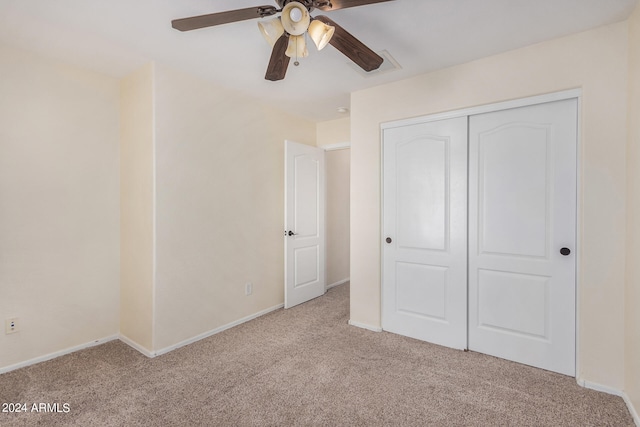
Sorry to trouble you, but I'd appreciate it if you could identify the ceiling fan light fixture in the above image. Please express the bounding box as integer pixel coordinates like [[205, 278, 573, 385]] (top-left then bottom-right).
[[281, 1, 310, 36], [308, 20, 335, 50], [258, 17, 285, 47], [285, 35, 309, 59]]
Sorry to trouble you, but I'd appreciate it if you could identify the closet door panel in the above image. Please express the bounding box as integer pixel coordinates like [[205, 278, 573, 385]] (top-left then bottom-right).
[[382, 117, 468, 350], [468, 99, 577, 376]]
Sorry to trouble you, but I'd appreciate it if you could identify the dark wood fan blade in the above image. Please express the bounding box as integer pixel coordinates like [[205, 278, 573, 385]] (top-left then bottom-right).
[[313, 16, 383, 72], [315, 0, 394, 12], [172, 6, 277, 31], [265, 35, 290, 81]]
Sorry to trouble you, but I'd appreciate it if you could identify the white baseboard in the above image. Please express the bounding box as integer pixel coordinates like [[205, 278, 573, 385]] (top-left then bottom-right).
[[327, 278, 350, 290], [3, 304, 287, 373], [348, 319, 383, 332], [577, 378, 624, 396], [118, 334, 155, 358], [623, 393, 640, 427], [577, 378, 640, 426], [153, 303, 284, 357], [0, 334, 119, 374]]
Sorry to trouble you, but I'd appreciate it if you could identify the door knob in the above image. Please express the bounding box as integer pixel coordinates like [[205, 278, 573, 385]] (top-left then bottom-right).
[[288, 230, 297, 236], [386, 237, 392, 244], [560, 247, 571, 256]]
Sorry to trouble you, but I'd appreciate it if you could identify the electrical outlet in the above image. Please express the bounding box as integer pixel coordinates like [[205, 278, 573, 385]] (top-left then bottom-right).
[[245, 282, 253, 296], [5, 318, 19, 334]]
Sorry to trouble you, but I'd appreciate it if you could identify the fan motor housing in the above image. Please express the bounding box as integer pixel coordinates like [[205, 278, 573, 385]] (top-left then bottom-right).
[[278, 0, 332, 12]]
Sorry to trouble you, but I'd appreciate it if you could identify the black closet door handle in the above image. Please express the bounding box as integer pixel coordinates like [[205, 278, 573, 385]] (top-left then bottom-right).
[[560, 247, 571, 256]]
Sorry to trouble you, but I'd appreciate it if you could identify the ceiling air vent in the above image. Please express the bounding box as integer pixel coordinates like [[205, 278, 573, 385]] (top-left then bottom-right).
[[349, 50, 401, 77]]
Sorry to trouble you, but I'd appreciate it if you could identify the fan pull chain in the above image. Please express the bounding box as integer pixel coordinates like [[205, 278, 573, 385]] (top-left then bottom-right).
[[294, 35, 300, 67]]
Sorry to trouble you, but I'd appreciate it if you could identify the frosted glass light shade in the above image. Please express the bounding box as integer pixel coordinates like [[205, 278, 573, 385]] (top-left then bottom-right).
[[308, 20, 335, 50], [281, 1, 310, 36], [258, 18, 284, 47], [285, 35, 309, 58]]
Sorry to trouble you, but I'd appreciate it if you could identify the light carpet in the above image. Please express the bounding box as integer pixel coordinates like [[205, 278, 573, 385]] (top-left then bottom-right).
[[0, 283, 634, 426]]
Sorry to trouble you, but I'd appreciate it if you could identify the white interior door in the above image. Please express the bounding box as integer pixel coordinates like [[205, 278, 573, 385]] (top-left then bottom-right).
[[382, 117, 468, 349], [468, 99, 577, 376], [285, 140, 325, 309]]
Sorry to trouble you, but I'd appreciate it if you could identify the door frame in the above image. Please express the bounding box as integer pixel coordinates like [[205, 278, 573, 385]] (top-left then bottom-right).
[[380, 88, 582, 377]]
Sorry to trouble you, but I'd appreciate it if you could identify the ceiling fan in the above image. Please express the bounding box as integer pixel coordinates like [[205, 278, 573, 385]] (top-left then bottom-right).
[[172, 0, 394, 81]]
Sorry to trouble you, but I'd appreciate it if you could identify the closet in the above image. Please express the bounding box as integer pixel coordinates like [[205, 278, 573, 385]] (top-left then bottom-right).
[[381, 96, 577, 376]]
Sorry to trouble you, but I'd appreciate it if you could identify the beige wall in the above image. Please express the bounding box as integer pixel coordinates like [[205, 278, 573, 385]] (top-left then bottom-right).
[[0, 44, 120, 370], [351, 23, 629, 389], [325, 149, 351, 286], [0, 48, 317, 365], [120, 63, 155, 351], [317, 117, 350, 147], [626, 4, 640, 417], [152, 63, 316, 350], [317, 117, 351, 287]]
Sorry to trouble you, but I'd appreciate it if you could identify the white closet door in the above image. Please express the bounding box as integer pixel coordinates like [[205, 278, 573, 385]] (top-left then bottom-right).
[[382, 117, 468, 350], [468, 99, 577, 376]]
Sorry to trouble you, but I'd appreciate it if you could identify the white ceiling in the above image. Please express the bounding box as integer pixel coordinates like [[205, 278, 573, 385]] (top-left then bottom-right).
[[0, 0, 637, 122]]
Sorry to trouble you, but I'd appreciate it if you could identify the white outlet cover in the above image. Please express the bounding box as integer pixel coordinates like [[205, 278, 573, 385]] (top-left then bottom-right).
[[5, 318, 19, 334]]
